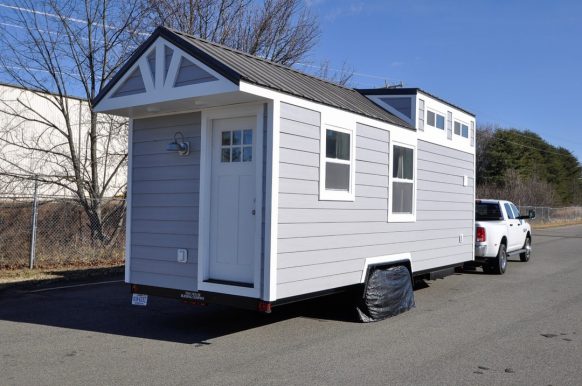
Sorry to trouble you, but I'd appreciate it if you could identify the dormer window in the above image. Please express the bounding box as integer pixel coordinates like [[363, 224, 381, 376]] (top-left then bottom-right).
[[427, 110, 445, 130], [454, 121, 469, 138]]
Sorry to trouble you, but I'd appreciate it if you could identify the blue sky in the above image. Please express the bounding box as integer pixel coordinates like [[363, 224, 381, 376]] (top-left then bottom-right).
[[300, 0, 582, 161]]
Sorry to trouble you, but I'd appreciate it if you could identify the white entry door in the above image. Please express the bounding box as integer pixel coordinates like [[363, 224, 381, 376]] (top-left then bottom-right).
[[209, 116, 257, 285]]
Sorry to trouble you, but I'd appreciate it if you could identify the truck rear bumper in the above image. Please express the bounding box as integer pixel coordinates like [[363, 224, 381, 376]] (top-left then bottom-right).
[[475, 244, 487, 257]]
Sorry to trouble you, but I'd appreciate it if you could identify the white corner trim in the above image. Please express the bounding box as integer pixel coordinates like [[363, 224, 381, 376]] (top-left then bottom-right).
[[265, 99, 280, 301], [125, 119, 134, 283], [360, 253, 412, 283]]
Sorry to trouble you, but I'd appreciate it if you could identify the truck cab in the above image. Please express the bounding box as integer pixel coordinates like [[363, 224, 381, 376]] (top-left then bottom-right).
[[474, 199, 534, 274]]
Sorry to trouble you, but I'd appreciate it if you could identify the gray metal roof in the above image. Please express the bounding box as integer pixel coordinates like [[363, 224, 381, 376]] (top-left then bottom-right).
[[94, 27, 412, 129], [169, 29, 412, 128]]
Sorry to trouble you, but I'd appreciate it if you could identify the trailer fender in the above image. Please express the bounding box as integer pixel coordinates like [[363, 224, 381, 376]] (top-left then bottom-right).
[[360, 253, 412, 284]]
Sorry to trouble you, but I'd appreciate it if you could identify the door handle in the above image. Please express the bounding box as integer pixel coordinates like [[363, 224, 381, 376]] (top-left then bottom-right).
[[252, 209, 256, 215]]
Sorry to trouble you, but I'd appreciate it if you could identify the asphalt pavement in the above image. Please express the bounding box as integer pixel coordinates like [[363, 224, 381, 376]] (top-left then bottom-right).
[[1, 224, 581, 385]]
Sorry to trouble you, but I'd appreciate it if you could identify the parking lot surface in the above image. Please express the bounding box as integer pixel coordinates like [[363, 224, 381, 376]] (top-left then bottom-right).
[[1, 224, 581, 385]]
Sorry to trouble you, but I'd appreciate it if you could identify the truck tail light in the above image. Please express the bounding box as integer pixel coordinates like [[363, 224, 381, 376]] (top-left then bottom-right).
[[476, 227, 486, 242]]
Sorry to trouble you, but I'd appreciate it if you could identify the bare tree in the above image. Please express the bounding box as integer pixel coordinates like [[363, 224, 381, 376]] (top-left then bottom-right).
[[316, 60, 354, 86], [477, 169, 558, 206], [148, 0, 320, 66], [0, 0, 150, 245]]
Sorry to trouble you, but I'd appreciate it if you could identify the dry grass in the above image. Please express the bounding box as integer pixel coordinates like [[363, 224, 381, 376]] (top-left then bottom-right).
[[0, 198, 125, 270], [532, 220, 582, 229], [0, 264, 124, 288]]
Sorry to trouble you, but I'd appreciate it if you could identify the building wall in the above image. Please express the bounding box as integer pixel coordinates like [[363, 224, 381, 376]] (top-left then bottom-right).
[[130, 112, 201, 291], [415, 93, 476, 153], [0, 83, 126, 197], [276, 102, 475, 299]]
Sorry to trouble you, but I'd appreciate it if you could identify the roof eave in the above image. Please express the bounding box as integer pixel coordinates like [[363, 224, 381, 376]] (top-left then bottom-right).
[[92, 26, 242, 108]]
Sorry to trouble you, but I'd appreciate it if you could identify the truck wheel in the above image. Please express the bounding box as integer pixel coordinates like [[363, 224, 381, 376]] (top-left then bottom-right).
[[485, 244, 507, 275], [520, 237, 531, 262]]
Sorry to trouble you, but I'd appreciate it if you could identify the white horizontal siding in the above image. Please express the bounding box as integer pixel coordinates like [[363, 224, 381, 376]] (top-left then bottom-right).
[[130, 112, 200, 290], [276, 103, 475, 299]]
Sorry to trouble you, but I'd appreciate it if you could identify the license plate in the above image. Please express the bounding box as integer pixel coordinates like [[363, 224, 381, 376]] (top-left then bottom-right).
[[131, 293, 148, 306]]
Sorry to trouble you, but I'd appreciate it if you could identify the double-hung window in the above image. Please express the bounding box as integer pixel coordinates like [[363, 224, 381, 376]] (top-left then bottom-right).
[[320, 126, 355, 200], [427, 110, 445, 130], [390, 143, 416, 221]]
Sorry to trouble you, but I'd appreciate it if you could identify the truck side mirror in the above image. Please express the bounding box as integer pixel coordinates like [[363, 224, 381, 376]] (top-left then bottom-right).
[[528, 209, 536, 219]]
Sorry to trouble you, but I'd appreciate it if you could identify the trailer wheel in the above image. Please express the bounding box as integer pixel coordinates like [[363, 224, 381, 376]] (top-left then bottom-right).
[[484, 243, 507, 275], [520, 237, 531, 262]]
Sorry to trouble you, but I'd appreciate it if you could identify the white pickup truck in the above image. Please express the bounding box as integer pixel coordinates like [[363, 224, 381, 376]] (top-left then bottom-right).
[[474, 199, 535, 274]]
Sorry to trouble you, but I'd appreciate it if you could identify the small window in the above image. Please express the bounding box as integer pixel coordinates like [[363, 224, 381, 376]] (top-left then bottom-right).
[[510, 203, 521, 218], [391, 145, 415, 218], [320, 127, 354, 201], [504, 203, 515, 219], [454, 121, 469, 138], [220, 129, 253, 163], [325, 129, 350, 191], [427, 110, 445, 130], [427, 111, 435, 127], [436, 114, 445, 129]]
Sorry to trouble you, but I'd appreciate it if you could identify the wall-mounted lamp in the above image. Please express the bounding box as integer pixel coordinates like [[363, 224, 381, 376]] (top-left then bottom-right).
[[166, 131, 190, 156]]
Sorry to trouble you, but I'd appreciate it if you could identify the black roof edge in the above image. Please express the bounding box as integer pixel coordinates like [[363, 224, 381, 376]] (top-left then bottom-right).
[[92, 26, 242, 107], [356, 87, 475, 117]]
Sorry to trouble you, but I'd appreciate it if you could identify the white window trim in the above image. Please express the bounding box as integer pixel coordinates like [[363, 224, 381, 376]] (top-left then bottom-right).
[[319, 123, 356, 201], [454, 119, 470, 139], [427, 109, 446, 130], [388, 141, 417, 222]]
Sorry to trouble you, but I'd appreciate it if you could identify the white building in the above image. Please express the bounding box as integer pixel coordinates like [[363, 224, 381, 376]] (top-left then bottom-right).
[[0, 82, 126, 197]]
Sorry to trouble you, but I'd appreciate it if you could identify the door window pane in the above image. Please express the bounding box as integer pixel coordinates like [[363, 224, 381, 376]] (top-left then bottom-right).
[[393, 146, 413, 180], [243, 146, 252, 162], [232, 130, 242, 145], [232, 147, 241, 162], [243, 129, 253, 145], [221, 131, 231, 146], [221, 148, 230, 162], [326, 129, 350, 160], [325, 162, 350, 191]]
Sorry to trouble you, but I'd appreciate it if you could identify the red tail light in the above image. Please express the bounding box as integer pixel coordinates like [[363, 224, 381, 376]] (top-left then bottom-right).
[[476, 227, 486, 242], [258, 301, 272, 314]]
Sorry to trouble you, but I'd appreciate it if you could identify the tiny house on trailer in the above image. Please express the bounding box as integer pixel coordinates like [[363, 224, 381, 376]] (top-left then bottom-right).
[[93, 27, 477, 312]]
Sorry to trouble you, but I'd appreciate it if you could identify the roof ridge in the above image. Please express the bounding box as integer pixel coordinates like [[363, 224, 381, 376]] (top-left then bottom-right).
[[164, 26, 356, 92]]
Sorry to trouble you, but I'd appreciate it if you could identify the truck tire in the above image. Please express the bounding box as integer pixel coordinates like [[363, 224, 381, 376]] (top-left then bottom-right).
[[484, 243, 507, 275], [520, 237, 531, 262]]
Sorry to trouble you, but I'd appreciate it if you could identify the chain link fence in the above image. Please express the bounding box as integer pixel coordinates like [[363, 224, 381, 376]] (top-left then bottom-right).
[[0, 194, 125, 270], [518, 205, 582, 225]]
